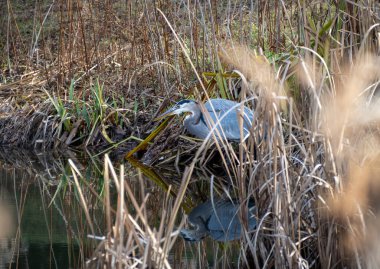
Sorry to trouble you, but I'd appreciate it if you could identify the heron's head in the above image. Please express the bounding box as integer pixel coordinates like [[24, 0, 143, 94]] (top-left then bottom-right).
[[155, 100, 198, 121], [180, 228, 208, 242]]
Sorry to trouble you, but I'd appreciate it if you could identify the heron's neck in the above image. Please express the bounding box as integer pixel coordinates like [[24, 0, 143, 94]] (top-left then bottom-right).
[[186, 104, 202, 124], [192, 216, 209, 233]]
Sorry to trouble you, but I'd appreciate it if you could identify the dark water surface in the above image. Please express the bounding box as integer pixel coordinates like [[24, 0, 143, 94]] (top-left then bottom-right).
[[0, 149, 91, 269], [0, 149, 241, 269]]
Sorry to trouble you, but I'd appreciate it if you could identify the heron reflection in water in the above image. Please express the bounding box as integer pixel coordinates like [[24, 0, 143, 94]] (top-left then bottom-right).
[[155, 99, 254, 141], [180, 198, 256, 242]]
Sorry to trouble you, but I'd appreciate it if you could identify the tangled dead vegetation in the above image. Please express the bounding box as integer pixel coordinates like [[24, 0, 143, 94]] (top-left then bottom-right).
[[0, 102, 59, 149]]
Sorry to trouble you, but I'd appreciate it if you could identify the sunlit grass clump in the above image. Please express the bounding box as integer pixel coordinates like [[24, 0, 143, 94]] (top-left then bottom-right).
[[69, 48, 380, 268]]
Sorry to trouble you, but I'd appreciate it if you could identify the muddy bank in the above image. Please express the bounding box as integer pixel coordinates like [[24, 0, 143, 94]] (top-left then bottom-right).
[[0, 100, 139, 151], [0, 103, 59, 149], [0, 98, 187, 166]]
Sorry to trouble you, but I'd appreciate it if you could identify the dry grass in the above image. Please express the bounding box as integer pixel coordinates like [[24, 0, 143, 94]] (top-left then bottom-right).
[[1, 0, 380, 268], [70, 155, 186, 269]]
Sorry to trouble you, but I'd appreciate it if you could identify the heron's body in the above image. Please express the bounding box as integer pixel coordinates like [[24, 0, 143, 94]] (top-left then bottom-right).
[[180, 198, 256, 242], [156, 98, 254, 141]]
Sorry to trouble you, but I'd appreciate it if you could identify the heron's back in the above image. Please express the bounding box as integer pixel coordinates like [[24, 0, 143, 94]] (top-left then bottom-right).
[[203, 99, 254, 141]]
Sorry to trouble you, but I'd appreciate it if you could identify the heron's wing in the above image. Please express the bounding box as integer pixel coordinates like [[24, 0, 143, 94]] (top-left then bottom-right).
[[207, 200, 241, 231], [188, 200, 213, 223], [204, 99, 254, 140], [206, 199, 242, 241], [207, 199, 257, 242]]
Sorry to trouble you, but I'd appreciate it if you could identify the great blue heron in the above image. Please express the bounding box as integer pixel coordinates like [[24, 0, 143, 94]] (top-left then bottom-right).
[[180, 198, 256, 242], [155, 99, 254, 141]]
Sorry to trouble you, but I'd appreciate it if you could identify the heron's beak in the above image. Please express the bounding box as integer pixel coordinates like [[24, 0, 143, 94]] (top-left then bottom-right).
[[154, 107, 178, 121]]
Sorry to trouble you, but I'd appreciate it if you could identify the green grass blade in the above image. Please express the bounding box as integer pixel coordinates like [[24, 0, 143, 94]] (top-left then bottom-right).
[[126, 116, 173, 158]]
